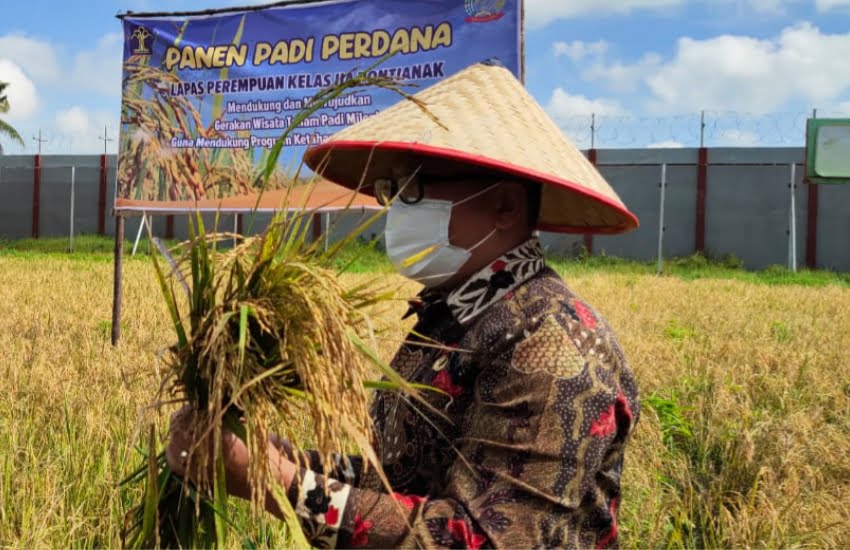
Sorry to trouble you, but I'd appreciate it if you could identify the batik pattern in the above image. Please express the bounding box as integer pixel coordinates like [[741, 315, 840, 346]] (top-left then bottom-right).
[[285, 238, 640, 549]]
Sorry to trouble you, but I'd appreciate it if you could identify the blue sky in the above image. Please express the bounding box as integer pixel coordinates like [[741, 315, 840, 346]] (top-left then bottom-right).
[[2, 0, 850, 154]]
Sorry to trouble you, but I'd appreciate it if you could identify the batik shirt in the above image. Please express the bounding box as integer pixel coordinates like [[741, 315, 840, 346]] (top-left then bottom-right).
[[284, 237, 640, 549]]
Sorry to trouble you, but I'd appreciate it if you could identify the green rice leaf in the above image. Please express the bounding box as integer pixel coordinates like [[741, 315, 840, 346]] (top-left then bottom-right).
[[363, 380, 447, 395], [150, 240, 187, 348], [268, 482, 311, 550], [139, 428, 160, 549], [238, 304, 250, 368], [213, 448, 229, 548]]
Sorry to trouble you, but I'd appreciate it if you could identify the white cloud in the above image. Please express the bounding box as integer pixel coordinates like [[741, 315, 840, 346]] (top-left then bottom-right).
[[714, 129, 761, 146], [547, 88, 627, 119], [647, 140, 685, 148], [583, 53, 663, 93], [816, 0, 850, 11], [748, 0, 785, 12], [824, 100, 850, 116], [47, 108, 119, 154], [0, 32, 122, 96], [0, 34, 61, 83], [553, 40, 609, 62], [739, 0, 796, 14], [545, 89, 627, 147], [69, 32, 123, 97], [56, 106, 90, 136], [643, 23, 850, 114], [526, 0, 682, 28], [0, 60, 39, 120], [529, 0, 809, 26]]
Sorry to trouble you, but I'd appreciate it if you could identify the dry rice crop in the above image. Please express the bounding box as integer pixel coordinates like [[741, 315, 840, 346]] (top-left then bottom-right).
[[1, 256, 848, 548]]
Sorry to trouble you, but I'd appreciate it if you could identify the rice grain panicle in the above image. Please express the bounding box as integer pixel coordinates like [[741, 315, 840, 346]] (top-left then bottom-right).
[[121, 59, 432, 549]]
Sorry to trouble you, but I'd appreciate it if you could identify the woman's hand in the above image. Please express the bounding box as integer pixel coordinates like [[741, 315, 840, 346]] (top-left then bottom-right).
[[164, 405, 298, 505], [165, 405, 251, 498]]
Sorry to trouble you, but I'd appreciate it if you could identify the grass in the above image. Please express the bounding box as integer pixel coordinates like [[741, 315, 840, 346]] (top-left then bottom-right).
[[0, 235, 179, 262], [1, 241, 849, 548], [549, 251, 850, 288], [3, 234, 847, 287]]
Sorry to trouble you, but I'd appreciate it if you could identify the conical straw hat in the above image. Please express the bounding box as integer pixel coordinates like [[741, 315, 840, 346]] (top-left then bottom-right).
[[303, 63, 638, 234]]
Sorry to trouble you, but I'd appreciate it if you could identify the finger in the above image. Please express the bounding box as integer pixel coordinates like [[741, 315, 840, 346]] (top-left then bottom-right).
[[165, 443, 189, 475], [170, 404, 194, 424]]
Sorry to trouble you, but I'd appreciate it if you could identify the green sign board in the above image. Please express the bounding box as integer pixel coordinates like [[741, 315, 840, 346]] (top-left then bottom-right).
[[806, 118, 850, 184]]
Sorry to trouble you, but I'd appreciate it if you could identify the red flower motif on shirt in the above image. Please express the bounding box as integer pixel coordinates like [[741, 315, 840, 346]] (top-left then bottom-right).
[[574, 300, 597, 330], [433, 370, 463, 398], [490, 259, 507, 272], [323, 505, 339, 526], [351, 514, 374, 548], [392, 492, 427, 510], [590, 404, 617, 438], [447, 518, 487, 550], [616, 389, 633, 423], [596, 498, 619, 549]]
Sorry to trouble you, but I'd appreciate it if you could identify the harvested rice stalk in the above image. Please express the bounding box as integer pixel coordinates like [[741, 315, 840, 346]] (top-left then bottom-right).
[[121, 61, 433, 549]]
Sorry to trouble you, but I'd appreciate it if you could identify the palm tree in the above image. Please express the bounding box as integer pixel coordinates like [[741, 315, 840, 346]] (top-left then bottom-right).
[[0, 81, 25, 154]]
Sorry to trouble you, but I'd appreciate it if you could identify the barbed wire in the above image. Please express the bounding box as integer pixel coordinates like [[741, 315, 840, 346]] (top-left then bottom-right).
[[2, 109, 848, 154], [0, 125, 122, 156], [554, 109, 844, 149]]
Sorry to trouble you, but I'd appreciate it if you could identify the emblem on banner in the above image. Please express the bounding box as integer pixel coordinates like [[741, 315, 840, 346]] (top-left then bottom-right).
[[464, 0, 506, 22], [130, 26, 153, 55]]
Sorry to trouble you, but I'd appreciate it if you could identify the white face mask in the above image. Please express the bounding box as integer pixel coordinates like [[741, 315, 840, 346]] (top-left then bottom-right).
[[384, 183, 500, 288]]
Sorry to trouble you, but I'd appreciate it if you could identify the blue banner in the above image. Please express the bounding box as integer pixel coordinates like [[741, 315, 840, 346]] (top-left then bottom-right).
[[116, 0, 521, 210]]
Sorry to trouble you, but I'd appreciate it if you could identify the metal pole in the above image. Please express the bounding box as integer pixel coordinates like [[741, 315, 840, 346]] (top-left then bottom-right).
[[132, 212, 147, 256], [111, 214, 125, 346], [657, 163, 668, 275], [591, 113, 596, 149], [33, 129, 48, 155], [519, 0, 526, 85], [789, 163, 798, 273], [700, 110, 706, 148], [69, 166, 75, 253]]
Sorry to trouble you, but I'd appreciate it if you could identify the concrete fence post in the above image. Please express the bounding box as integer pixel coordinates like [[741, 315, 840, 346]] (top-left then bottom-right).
[[32, 154, 41, 238], [788, 163, 798, 273], [98, 154, 107, 235], [657, 164, 668, 275], [69, 166, 76, 252], [324, 211, 331, 251], [695, 148, 708, 254], [585, 148, 598, 255]]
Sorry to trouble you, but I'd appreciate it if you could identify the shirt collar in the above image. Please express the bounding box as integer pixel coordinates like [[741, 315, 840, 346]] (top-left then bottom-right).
[[406, 237, 546, 327]]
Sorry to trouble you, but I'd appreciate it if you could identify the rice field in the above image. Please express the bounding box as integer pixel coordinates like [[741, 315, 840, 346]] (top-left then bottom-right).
[[1, 251, 849, 548]]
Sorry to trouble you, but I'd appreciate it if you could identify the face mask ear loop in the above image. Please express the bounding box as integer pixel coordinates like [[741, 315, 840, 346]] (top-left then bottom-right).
[[411, 227, 499, 284], [414, 269, 464, 284], [467, 227, 498, 254], [452, 180, 504, 208]]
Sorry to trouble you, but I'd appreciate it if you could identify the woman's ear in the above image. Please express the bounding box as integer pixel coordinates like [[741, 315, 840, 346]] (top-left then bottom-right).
[[494, 182, 527, 230]]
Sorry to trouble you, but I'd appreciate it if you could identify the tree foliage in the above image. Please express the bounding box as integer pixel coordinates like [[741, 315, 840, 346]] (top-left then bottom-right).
[[0, 81, 25, 153]]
